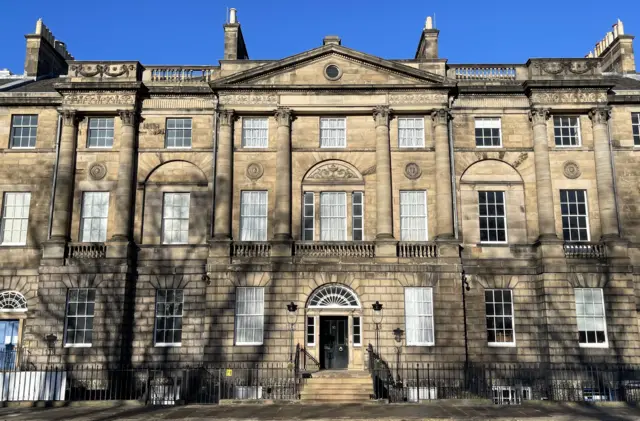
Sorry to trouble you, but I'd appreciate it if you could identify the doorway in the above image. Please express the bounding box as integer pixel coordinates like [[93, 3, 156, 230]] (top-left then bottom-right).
[[319, 316, 348, 370]]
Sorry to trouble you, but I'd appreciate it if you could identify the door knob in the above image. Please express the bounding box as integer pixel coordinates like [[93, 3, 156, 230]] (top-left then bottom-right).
[[338, 346, 343, 351]]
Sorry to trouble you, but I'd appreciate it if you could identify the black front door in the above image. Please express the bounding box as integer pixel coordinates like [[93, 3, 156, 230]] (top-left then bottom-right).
[[320, 317, 348, 369]]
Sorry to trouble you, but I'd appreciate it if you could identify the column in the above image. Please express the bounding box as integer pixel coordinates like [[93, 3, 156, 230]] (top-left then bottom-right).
[[373, 106, 394, 240], [111, 110, 137, 241], [432, 109, 454, 239], [213, 109, 234, 240], [589, 107, 620, 239], [50, 109, 79, 241], [273, 107, 293, 240], [529, 108, 558, 240]]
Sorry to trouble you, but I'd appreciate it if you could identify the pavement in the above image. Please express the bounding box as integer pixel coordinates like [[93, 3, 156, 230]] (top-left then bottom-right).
[[0, 402, 640, 421]]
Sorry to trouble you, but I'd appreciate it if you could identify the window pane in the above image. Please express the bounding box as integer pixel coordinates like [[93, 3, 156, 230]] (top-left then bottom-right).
[[165, 118, 192, 148], [154, 289, 184, 345], [80, 192, 109, 242], [320, 118, 346, 148], [242, 118, 269, 148], [352, 191, 364, 241], [574, 288, 607, 345], [485, 289, 515, 344], [553, 116, 580, 146], [163, 193, 190, 244], [475, 118, 501, 147], [560, 190, 589, 242], [400, 191, 428, 241], [64, 288, 96, 345], [235, 287, 265, 345], [404, 287, 434, 345], [240, 191, 268, 241], [320, 192, 347, 241], [1, 193, 31, 245], [398, 117, 425, 147], [303, 192, 314, 241], [87, 118, 114, 147], [10, 115, 38, 148], [477, 191, 506, 243]]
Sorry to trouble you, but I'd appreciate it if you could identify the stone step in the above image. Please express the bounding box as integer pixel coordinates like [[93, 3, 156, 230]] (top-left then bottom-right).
[[303, 377, 372, 384], [301, 384, 373, 392], [301, 397, 372, 403], [300, 391, 372, 398], [309, 370, 370, 379]]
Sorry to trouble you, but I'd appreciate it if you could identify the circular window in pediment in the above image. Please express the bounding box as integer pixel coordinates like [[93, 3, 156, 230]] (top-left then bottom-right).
[[324, 64, 342, 81]]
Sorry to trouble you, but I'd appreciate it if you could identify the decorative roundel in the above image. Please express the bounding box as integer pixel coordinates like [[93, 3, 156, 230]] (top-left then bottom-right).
[[563, 161, 581, 179], [404, 162, 422, 180], [324, 64, 342, 81], [246, 163, 264, 181], [88, 162, 107, 180], [0, 291, 27, 312], [308, 284, 360, 309]]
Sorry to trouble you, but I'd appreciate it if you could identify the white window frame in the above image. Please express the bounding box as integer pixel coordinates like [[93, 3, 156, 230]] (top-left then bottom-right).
[[165, 118, 192, 149], [320, 192, 347, 241], [352, 191, 364, 241], [235, 287, 265, 346], [478, 191, 508, 244], [0, 192, 31, 246], [302, 192, 314, 241], [553, 116, 582, 147], [398, 117, 425, 148], [352, 316, 362, 347], [154, 289, 184, 347], [474, 117, 502, 148], [560, 190, 591, 242], [632, 112, 640, 147], [400, 191, 428, 241], [404, 287, 435, 346], [162, 192, 190, 245], [10, 115, 38, 149], [240, 191, 268, 241], [485, 289, 516, 347], [80, 192, 109, 243], [575, 288, 608, 348], [64, 288, 96, 348], [319, 117, 346, 148], [87, 117, 115, 148], [242, 117, 269, 148], [307, 316, 315, 347]]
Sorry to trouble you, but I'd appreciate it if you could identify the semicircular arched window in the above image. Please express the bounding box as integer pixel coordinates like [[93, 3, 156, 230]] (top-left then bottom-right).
[[0, 291, 27, 312], [308, 284, 360, 309]]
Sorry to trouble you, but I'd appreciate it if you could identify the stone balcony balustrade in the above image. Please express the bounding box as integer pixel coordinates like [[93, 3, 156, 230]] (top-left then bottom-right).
[[397, 242, 438, 258], [294, 242, 376, 258], [563, 242, 607, 259], [65, 243, 107, 259]]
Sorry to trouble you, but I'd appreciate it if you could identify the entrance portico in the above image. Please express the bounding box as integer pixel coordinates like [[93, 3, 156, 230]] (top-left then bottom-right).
[[305, 284, 364, 370]]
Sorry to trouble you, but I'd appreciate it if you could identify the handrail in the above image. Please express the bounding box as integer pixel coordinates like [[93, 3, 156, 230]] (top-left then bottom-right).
[[296, 345, 320, 374]]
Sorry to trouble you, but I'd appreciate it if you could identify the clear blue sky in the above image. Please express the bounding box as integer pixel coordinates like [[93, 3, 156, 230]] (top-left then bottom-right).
[[1, 0, 639, 74]]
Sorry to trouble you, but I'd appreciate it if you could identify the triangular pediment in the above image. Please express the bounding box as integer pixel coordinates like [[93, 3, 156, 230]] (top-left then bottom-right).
[[213, 44, 445, 86]]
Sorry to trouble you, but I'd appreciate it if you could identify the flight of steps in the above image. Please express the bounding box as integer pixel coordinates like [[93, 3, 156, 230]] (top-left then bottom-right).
[[300, 370, 374, 403]]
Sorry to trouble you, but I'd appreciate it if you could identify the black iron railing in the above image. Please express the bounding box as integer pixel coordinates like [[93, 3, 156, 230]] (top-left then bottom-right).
[[295, 344, 320, 376]]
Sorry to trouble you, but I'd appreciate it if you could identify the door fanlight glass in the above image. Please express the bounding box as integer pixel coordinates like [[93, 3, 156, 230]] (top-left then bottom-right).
[[308, 284, 360, 308]]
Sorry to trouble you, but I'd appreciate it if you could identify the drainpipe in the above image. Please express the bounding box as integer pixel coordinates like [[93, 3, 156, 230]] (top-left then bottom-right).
[[47, 113, 63, 239], [606, 117, 622, 236], [448, 111, 458, 239]]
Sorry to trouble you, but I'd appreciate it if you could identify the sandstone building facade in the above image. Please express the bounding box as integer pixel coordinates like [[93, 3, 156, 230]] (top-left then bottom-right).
[[1, 13, 640, 369]]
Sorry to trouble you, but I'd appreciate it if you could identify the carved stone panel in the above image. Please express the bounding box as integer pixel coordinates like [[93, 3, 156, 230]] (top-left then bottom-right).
[[63, 91, 136, 106], [529, 89, 608, 105]]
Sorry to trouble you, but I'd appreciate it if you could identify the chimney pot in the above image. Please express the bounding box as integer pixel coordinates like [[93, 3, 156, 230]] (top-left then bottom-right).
[[618, 19, 625, 35], [229, 8, 237, 24], [323, 35, 341, 46], [613, 23, 619, 38]]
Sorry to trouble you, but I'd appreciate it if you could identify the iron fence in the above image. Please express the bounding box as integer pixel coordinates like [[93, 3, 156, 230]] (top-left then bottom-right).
[[369, 361, 640, 403]]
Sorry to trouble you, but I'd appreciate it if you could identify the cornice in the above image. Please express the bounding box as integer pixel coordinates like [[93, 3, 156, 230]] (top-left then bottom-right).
[[55, 81, 143, 92], [0, 96, 62, 106], [211, 84, 455, 92]]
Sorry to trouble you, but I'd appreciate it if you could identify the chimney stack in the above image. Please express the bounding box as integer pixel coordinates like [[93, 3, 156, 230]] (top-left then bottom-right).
[[24, 18, 74, 77], [415, 16, 439, 59], [223, 7, 249, 60], [586, 19, 635, 73]]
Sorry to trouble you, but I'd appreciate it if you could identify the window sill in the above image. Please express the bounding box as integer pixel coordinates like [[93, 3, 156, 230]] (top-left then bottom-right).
[[488, 342, 516, 348], [64, 343, 92, 348], [353, 344, 362, 348], [8, 147, 36, 150], [0, 243, 27, 247], [477, 242, 509, 247], [85, 147, 114, 150], [579, 343, 609, 349], [155, 343, 182, 347], [235, 343, 265, 346], [476, 145, 503, 149], [406, 343, 435, 347], [165, 146, 192, 150]]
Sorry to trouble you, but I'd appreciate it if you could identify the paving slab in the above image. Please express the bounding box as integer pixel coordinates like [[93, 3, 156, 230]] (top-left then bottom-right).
[[0, 402, 639, 421]]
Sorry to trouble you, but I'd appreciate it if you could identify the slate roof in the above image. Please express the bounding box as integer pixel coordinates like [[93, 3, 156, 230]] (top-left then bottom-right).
[[605, 75, 640, 90], [3, 77, 61, 93]]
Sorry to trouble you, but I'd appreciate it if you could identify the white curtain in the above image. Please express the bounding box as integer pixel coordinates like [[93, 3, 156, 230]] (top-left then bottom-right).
[[405, 287, 434, 345], [242, 118, 269, 148], [398, 117, 425, 147], [320, 192, 346, 241], [240, 191, 268, 241], [400, 191, 428, 241], [320, 118, 346, 148], [81, 192, 109, 242], [236, 287, 265, 345]]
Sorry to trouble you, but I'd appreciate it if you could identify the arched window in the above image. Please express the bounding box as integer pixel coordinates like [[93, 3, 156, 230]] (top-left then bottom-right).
[[308, 284, 360, 309], [0, 291, 27, 312]]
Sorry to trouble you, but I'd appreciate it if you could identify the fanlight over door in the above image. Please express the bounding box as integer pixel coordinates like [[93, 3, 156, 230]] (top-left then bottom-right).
[[308, 284, 360, 309]]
